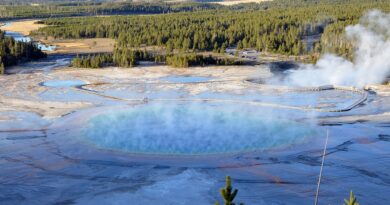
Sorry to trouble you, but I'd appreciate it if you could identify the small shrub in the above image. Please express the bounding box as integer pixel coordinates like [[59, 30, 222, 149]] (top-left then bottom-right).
[[216, 176, 243, 205], [344, 191, 360, 205]]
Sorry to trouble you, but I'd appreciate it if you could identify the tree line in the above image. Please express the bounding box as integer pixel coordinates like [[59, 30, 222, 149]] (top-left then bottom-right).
[[0, 1, 220, 20], [2, 0, 389, 21], [165, 53, 243, 68], [36, 0, 390, 59], [0, 30, 47, 74], [71, 53, 113, 68], [71, 50, 242, 68], [72, 50, 158, 68]]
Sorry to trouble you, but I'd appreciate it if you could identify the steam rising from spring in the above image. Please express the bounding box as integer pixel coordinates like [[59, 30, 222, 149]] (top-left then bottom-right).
[[82, 103, 318, 155], [286, 10, 390, 88]]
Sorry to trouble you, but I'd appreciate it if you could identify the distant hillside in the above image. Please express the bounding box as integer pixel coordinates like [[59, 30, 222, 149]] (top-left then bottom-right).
[[0, 0, 123, 5], [194, 0, 272, 5]]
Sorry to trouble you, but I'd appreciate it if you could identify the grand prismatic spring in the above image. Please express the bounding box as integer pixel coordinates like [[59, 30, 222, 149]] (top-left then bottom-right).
[[1, 9, 390, 205]]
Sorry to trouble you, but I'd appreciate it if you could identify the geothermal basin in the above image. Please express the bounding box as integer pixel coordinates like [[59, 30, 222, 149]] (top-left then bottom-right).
[[0, 60, 389, 205], [52, 102, 319, 156]]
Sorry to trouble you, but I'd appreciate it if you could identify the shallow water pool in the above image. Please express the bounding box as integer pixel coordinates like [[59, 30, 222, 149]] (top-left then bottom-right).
[[77, 103, 319, 155], [41, 80, 86, 88]]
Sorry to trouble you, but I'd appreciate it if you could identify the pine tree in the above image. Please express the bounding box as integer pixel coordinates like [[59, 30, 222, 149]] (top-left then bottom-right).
[[72, 55, 81, 67], [237, 41, 243, 50], [344, 191, 360, 205], [216, 176, 243, 205], [0, 59, 4, 75]]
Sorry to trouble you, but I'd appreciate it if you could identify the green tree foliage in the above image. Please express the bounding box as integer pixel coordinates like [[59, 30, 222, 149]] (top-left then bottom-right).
[[72, 51, 154, 68], [215, 182, 362, 205], [36, 0, 390, 59], [216, 176, 243, 205], [344, 191, 360, 205], [113, 49, 154, 68], [37, 10, 313, 55], [2, 0, 388, 20], [0, 59, 4, 75], [166, 53, 242, 68], [0, 1, 220, 20], [73, 51, 241, 68], [0, 30, 46, 74], [72, 53, 113, 68]]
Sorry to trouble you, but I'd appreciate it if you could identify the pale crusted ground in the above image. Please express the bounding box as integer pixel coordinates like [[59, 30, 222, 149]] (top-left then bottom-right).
[[0, 19, 115, 54], [0, 20, 45, 35], [0, 65, 271, 118], [40, 38, 115, 54], [57, 65, 271, 81], [0, 94, 91, 118], [1, 63, 388, 121]]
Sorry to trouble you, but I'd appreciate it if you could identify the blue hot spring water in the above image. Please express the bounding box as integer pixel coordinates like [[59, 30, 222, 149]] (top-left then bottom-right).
[[42, 80, 86, 88], [81, 103, 318, 155]]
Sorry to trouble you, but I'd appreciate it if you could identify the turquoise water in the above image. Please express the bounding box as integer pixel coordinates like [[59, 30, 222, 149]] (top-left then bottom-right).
[[82, 103, 318, 155], [42, 80, 86, 88]]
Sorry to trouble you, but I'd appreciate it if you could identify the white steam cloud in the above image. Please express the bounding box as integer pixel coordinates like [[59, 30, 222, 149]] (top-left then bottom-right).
[[285, 10, 390, 88], [83, 103, 318, 155]]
